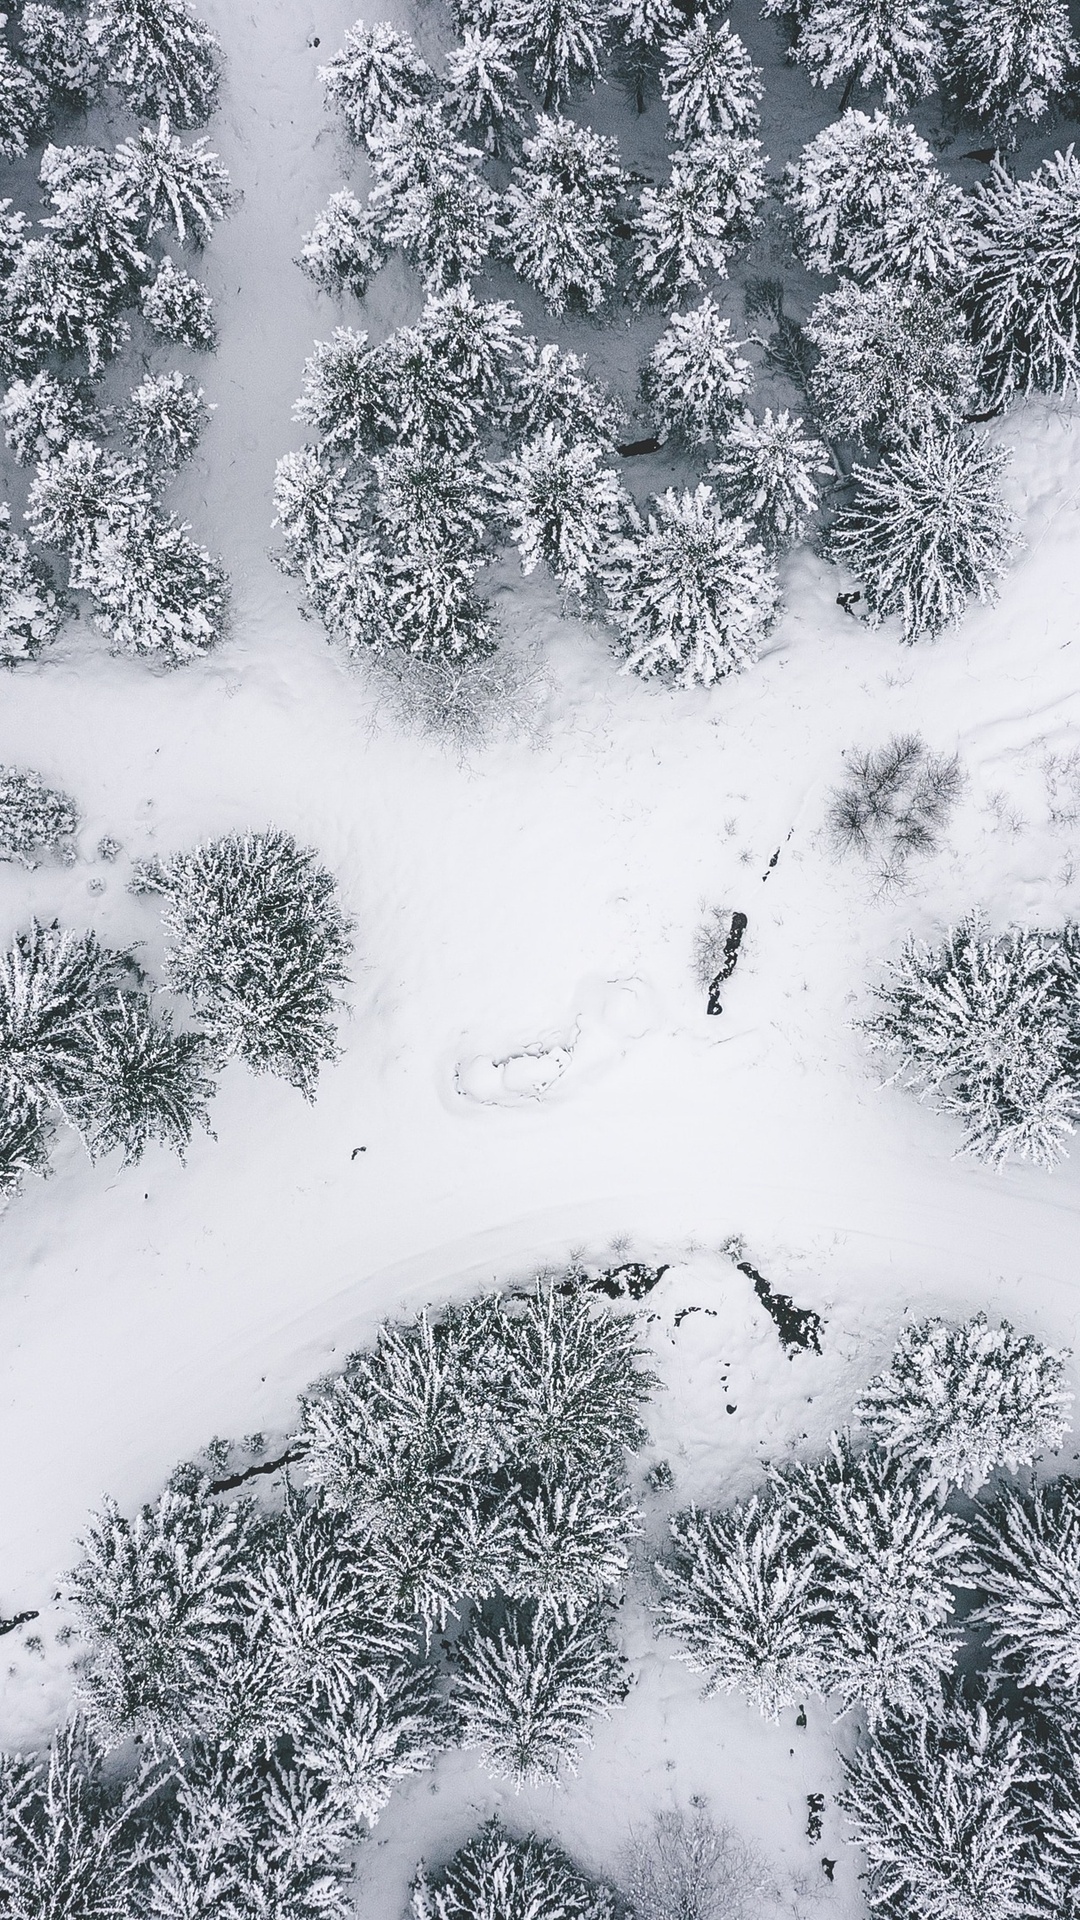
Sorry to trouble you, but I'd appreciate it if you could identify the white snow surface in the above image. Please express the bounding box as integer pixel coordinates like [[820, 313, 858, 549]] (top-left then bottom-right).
[[4, 4, 1080, 1915]]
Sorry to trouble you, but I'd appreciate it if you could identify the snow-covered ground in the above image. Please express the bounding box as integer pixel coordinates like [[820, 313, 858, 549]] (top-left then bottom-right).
[[4, 3, 1080, 1913]]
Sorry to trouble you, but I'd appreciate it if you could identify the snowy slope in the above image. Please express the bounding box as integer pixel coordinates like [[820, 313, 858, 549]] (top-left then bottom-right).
[[4, 3, 1080, 1913]]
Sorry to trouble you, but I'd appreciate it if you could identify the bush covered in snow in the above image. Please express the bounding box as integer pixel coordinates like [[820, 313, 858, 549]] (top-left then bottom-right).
[[622, 1805, 766, 1920], [0, 764, 78, 865], [826, 733, 963, 887]]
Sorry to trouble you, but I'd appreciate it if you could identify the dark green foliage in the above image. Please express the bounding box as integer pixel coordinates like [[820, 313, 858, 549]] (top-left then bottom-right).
[[79, 994, 216, 1165]]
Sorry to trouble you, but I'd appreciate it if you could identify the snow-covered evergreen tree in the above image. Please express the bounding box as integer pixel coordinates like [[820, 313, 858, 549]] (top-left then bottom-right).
[[0, 765, 78, 866], [655, 1493, 827, 1718], [503, 114, 627, 314], [948, 0, 1077, 135], [0, 920, 128, 1127], [1, 369, 98, 465], [444, 31, 526, 155], [86, 0, 222, 128], [296, 1661, 452, 1827], [489, 1285, 656, 1477], [1, 234, 132, 376], [366, 104, 498, 292], [0, 1088, 51, 1198], [507, 339, 625, 449], [661, 19, 763, 141], [134, 830, 351, 1097], [411, 1819, 618, 1920], [18, 5, 101, 106], [855, 1314, 1071, 1492], [604, 485, 778, 686], [829, 425, 1014, 642], [641, 298, 754, 444], [785, 111, 969, 285], [497, 429, 633, 606], [372, 442, 494, 559], [26, 436, 154, 560], [0, 1720, 152, 1920], [38, 145, 151, 312], [292, 328, 396, 456], [80, 993, 216, 1165], [806, 283, 979, 441], [963, 149, 1080, 404], [973, 1478, 1080, 1694], [319, 20, 435, 144], [122, 369, 210, 470], [861, 914, 1079, 1165], [113, 117, 232, 246], [610, 0, 682, 113], [776, 1436, 969, 1723], [299, 189, 389, 302], [634, 134, 766, 308], [0, 505, 67, 661], [793, 0, 944, 109], [505, 1470, 641, 1617], [453, 1601, 630, 1786], [140, 255, 216, 349], [499, 0, 615, 107], [404, 283, 524, 442], [83, 510, 230, 663], [0, 46, 49, 161], [839, 1692, 1036, 1920], [710, 410, 830, 551]]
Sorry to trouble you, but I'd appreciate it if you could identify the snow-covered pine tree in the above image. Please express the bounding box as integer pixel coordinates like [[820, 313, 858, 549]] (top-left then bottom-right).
[[487, 1285, 656, 1477], [0, 197, 29, 274], [372, 442, 494, 560], [776, 1436, 970, 1723], [839, 1691, 1036, 1920], [69, 1471, 258, 1747], [948, 0, 1077, 136], [444, 31, 526, 155], [972, 1478, 1080, 1694], [18, 4, 102, 107], [400, 283, 525, 444], [655, 1492, 827, 1717], [122, 370, 210, 470], [641, 297, 754, 444], [452, 1601, 630, 1786], [411, 1819, 618, 1920], [1, 369, 98, 465], [82, 510, 230, 663], [0, 765, 77, 866], [0, 1720, 153, 1920], [0, 1088, 51, 1197], [661, 19, 763, 141], [507, 339, 625, 450], [0, 45, 49, 161], [633, 135, 766, 308], [610, 0, 682, 114], [0, 505, 67, 661], [293, 328, 397, 456], [496, 428, 633, 607], [38, 144, 151, 314], [504, 1470, 642, 1618], [113, 117, 232, 247], [963, 149, 1080, 404], [319, 20, 435, 145], [273, 447, 373, 645], [854, 1314, 1071, 1492], [140, 255, 216, 349], [86, 0, 222, 128], [366, 104, 498, 292], [1, 234, 132, 376], [299, 189, 389, 302], [296, 1660, 452, 1826], [503, 114, 627, 315], [785, 111, 969, 285], [829, 424, 1014, 642], [805, 283, 979, 441], [0, 920, 129, 1126], [499, 0, 615, 107], [134, 830, 351, 1096], [861, 914, 1079, 1166], [604, 485, 778, 686], [793, 0, 944, 110], [79, 993, 216, 1164], [710, 410, 831, 551]]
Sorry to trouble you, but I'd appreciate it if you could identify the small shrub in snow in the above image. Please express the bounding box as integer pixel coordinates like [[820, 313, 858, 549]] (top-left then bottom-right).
[[948, 0, 1077, 135], [862, 916, 1080, 1166], [641, 298, 754, 445], [140, 255, 216, 349], [507, 340, 624, 450], [365, 642, 548, 754], [122, 369, 210, 469], [299, 189, 389, 302], [366, 105, 498, 293], [710, 409, 830, 550], [805, 284, 979, 442], [0, 506, 68, 662], [499, 0, 614, 107], [497, 429, 632, 606], [444, 31, 526, 154], [622, 1806, 766, 1920], [839, 1693, 1035, 1920], [86, 0, 222, 128], [655, 1493, 827, 1717], [855, 1313, 1071, 1491], [0, 47, 49, 162], [973, 1478, 1080, 1695], [0, 765, 78, 865], [134, 829, 351, 1096], [0, 1722, 151, 1916], [319, 20, 435, 144], [604, 485, 778, 687], [829, 426, 1014, 642], [634, 135, 765, 308], [411, 1819, 618, 1920], [503, 115, 626, 315], [113, 117, 232, 247], [964, 149, 1080, 404], [793, 0, 944, 108], [826, 734, 963, 887], [452, 1601, 630, 1786], [1, 370, 98, 466], [785, 112, 968, 286], [660, 19, 763, 141]]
